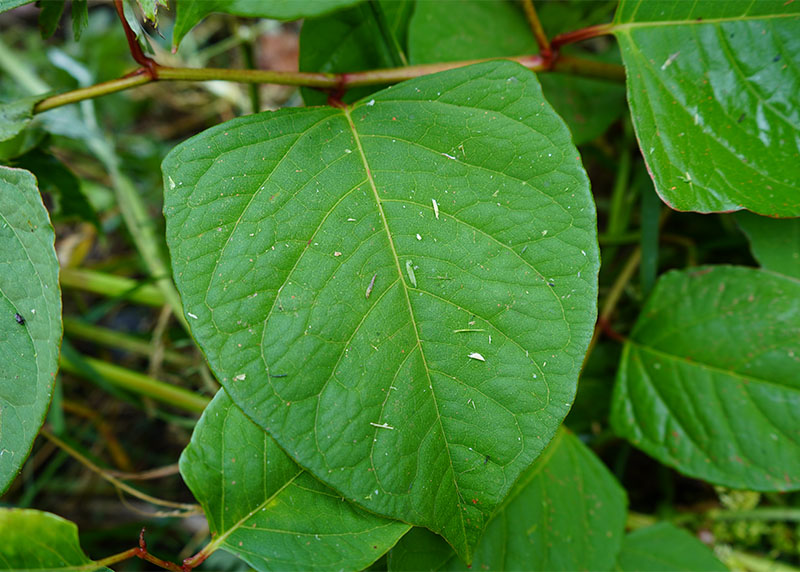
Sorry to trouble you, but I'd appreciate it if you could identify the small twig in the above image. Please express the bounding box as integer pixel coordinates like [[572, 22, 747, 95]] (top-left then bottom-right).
[[40, 427, 200, 512], [521, 0, 552, 61], [106, 463, 181, 480]]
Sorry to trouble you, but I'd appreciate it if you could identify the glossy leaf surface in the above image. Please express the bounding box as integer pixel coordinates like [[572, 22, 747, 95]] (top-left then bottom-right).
[[0, 167, 61, 494], [388, 430, 627, 570], [612, 266, 800, 491], [407, 0, 626, 145], [173, 0, 363, 48], [735, 212, 800, 279], [0, 509, 108, 571], [180, 390, 408, 571], [613, 0, 800, 216], [616, 523, 727, 571], [163, 61, 599, 561]]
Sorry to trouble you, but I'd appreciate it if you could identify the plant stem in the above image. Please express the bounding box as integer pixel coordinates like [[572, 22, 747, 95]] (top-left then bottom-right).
[[59, 352, 210, 414], [60, 267, 166, 306], [551, 23, 615, 50], [63, 317, 195, 367], [368, 0, 408, 67], [727, 550, 800, 572], [710, 507, 800, 523], [33, 53, 624, 115], [521, 0, 551, 58], [40, 427, 200, 511]]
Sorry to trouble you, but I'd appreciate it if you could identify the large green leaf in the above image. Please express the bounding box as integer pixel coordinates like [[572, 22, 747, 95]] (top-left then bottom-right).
[[173, 0, 364, 48], [388, 430, 627, 570], [612, 266, 800, 491], [0, 167, 61, 494], [180, 390, 409, 571], [616, 522, 727, 571], [735, 212, 800, 279], [163, 61, 599, 561], [0, 509, 109, 571], [613, 0, 800, 216], [407, 0, 627, 145]]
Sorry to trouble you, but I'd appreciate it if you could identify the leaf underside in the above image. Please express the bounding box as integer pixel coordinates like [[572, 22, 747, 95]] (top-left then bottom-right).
[[614, 0, 800, 216], [612, 265, 800, 491], [164, 61, 599, 561]]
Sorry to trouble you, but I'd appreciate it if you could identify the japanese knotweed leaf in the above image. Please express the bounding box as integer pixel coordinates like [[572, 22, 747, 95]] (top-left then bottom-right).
[[735, 212, 800, 279], [173, 0, 364, 49], [613, 0, 800, 216], [0, 167, 61, 494], [163, 60, 599, 562], [180, 390, 409, 571], [388, 430, 627, 571], [0, 509, 109, 571], [616, 523, 727, 572], [612, 266, 800, 491]]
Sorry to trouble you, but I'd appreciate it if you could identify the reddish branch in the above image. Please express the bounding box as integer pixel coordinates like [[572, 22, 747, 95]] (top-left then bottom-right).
[[113, 0, 159, 79]]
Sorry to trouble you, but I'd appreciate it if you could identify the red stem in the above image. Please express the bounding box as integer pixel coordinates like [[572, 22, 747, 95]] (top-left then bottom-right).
[[550, 23, 615, 51], [113, 0, 159, 79]]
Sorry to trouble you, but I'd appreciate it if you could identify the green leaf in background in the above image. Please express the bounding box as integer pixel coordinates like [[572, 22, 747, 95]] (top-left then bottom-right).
[[735, 212, 800, 279], [0, 509, 109, 571], [299, 0, 414, 106], [180, 390, 409, 571], [616, 522, 727, 571], [38, 0, 65, 39], [14, 149, 101, 229], [70, 0, 88, 41], [612, 266, 800, 491], [0, 167, 61, 494], [388, 430, 627, 571], [613, 0, 800, 216], [0, 0, 33, 14], [0, 95, 47, 146], [164, 61, 598, 561], [173, 0, 365, 49], [407, 0, 627, 145]]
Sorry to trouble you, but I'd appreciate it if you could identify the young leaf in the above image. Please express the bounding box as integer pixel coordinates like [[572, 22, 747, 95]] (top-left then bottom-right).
[[163, 61, 599, 561], [388, 430, 627, 571], [613, 0, 800, 216], [0, 167, 61, 494], [0, 0, 33, 14], [38, 0, 65, 39], [735, 212, 800, 279], [180, 390, 409, 571], [406, 0, 627, 145], [0, 509, 110, 571], [71, 0, 88, 41], [612, 266, 800, 491], [173, 0, 365, 49], [616, 522, 727, 571]]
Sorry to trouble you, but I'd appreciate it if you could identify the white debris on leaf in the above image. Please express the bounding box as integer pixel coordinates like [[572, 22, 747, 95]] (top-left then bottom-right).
[[468, 352, 485, 362], [432, 199, 439, 219], [370, 422, 394, 430], [187, 312, 198, 319], [405, 260, 417, 287], [233, 373, 246, 381]]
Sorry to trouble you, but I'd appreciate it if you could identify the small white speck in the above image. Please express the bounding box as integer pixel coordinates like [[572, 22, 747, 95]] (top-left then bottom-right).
[[370, 422, 394, 430], [366, 99, 375, 106], [167, 176, 175, 190], [233, 373, 246, 381], [416, 234, 422, 240], [432, 199, 439, 219], [187, 312, 198, 319], [405, 260, 417, 287], [441, 153, 456, 160], [347, 218, 356, 222], [468, 352, 485, 362], [344, 149, 352, 154], [334, 251, 342, 257], [661, 51, 680, 70], [541, 230, 548, 236]]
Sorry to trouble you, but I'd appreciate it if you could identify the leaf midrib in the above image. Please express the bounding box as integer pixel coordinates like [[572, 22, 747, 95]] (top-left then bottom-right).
[[343, 106, 469, 557]]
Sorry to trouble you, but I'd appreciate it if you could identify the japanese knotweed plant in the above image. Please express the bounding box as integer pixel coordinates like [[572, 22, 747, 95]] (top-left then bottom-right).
[[0, 0, 798, 570]]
